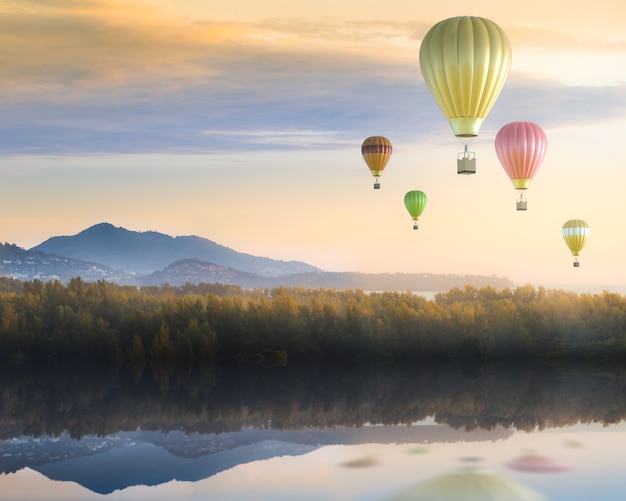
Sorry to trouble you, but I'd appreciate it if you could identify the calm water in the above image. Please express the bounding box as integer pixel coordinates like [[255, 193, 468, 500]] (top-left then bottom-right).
[[1, 361, 625, 500]]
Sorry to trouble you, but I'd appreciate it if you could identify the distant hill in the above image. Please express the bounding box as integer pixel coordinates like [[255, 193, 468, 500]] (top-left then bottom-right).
[[135, 258, 267, 287], [262, 271, 514, 291], [31, 222, 320, 276], [0, 223, 515, 291], [0, 242, 121, 283], [134, 259, 514, 290]]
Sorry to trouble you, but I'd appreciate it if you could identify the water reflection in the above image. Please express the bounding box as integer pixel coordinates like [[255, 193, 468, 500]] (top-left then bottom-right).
[[1, 361, 626, 499], [507, 452, 572, 473], [387, 466, 547, 501]]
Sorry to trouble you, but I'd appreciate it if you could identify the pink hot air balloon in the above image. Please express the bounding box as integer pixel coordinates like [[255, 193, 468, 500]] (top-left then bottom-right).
[[495, 122, 547, 211]]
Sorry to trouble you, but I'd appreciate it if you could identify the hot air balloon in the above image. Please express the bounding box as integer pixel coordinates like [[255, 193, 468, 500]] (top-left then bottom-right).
[[362, 136, 392, 189], [562, 219, 589, 267], [419, 16, 512, 174], [404, 190, 427, 230], [495, 122, 547, 210]]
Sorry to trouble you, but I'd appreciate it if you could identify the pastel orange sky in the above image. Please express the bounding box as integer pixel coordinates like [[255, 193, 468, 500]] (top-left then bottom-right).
[[1, 0, 626, 290]]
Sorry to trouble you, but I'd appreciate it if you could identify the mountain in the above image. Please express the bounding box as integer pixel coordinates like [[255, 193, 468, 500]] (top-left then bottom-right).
[[0, 223, 514, 290], [134, 259, 514, 290], [0, 242, 123, 283], [31, 222, 320, 276], [135, 258, 268, 287]]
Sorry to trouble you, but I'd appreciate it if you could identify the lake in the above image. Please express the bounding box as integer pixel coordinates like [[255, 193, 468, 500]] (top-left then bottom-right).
[[1, 360, 625, 500]]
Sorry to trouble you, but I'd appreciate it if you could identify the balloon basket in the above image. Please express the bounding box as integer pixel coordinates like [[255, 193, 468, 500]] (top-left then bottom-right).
[[373, 181, 380, 189], [457, 150, 476, 175], [413, 222, 419, 230], [516, 199, 527, 211], [573, 260, 580, 267]]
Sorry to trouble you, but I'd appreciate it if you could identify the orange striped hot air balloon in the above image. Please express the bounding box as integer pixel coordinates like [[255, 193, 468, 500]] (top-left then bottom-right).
[[361, 136, 392, 189]]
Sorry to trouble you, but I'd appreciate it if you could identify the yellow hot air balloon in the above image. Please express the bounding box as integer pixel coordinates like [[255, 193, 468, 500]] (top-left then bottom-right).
[[362, 136, 392, 189], [419, 16, 512, 174], [404, 190, 427, 230], [562, 219, 589, 267]]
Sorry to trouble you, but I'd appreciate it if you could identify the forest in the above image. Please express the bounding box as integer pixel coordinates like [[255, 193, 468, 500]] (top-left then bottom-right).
[[0, 276, 625, 373], [2, 276, 626, 438]]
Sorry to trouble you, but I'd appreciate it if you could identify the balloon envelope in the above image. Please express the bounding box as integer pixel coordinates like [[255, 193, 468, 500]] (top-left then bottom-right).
[[495, 122, 547, 190], [362, 136, 392, 177], [419, 16, 512, 142], [404, 190, 428, 221], [562, 220, 589, 257]]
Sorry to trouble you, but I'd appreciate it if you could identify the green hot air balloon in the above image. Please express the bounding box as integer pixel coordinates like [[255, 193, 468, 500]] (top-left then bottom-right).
[[404, 190, 427, 230]]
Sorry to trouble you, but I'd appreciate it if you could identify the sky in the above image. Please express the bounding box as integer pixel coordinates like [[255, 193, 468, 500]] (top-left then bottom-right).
[[2, 0, 626, 291]]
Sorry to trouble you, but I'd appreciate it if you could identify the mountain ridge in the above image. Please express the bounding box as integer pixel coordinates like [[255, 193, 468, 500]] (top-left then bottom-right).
[[0, 223, 514, 291], [31, 222, 319, 276]]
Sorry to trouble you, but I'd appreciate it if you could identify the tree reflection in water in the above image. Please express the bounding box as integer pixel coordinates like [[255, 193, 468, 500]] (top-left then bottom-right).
[[1, 360, 625, 439]]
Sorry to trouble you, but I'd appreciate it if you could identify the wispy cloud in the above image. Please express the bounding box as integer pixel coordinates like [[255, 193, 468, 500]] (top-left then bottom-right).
[[200, 128, 352, 148]]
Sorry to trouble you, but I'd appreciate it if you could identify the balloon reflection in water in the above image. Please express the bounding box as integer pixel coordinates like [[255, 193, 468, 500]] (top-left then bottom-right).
[[406, 446, 430, 455], [387, 467, 547, 501], [564, 439, 586, 449], [507, 453, 572, 473], [339, 456, 380, 468]]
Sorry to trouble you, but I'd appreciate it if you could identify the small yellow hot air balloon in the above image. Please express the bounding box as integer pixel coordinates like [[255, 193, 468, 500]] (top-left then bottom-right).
[[404, 190, 427, 230], [419, 16, 512, 174], [562, 219, 589, 267], [362, 136, 392, 189]]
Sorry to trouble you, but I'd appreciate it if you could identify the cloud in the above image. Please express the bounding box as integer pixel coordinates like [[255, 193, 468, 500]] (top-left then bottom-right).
[[1, 3, 624, 155], [507, 23, 626, 52], [486, 75, 626, 133], [1, 8, 212, 88]]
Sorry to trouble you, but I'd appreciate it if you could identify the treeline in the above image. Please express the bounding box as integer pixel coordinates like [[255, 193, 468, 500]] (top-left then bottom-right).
[[0, 277, 626, 372]]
